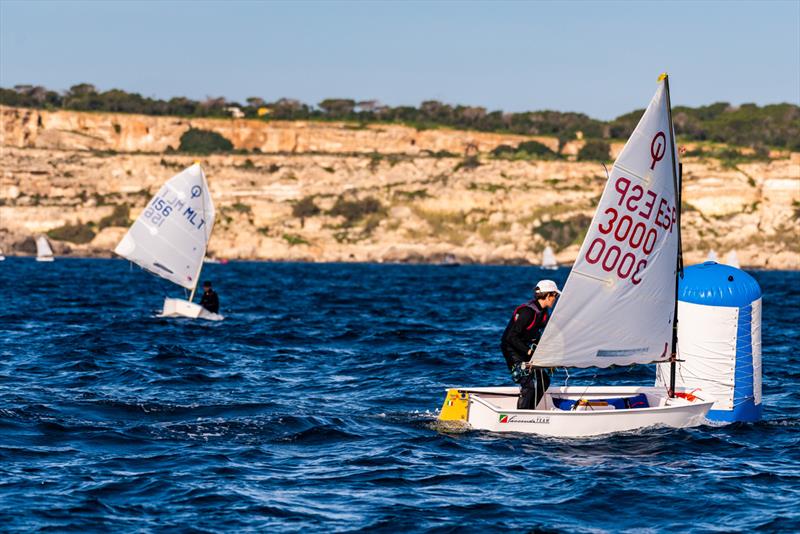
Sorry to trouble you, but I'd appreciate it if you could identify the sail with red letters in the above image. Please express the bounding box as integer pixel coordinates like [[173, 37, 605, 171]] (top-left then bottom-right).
[[532, 78, 680, 368]]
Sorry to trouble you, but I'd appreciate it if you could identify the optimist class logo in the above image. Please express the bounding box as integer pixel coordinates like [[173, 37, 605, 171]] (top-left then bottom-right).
[[650, 131, 666, 169], [499, 414, 509, 423]]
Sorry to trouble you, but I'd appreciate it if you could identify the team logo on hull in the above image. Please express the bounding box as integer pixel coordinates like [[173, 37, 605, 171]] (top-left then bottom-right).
[[498, 413, 550, 424]]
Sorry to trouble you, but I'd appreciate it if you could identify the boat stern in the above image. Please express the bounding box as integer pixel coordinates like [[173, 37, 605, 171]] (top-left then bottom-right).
[[438, 388, 469, 422]]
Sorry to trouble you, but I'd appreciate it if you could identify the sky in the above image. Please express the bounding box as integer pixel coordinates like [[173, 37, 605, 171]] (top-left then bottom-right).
[[1, 0, 798, 119]]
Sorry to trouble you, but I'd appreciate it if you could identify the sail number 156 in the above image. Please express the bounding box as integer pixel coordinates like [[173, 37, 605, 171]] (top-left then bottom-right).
[[143, 197, 172, 227]]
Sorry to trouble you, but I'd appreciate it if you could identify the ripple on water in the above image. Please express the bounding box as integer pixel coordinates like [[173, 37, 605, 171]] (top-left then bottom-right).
[[0, 259, 798, 531]]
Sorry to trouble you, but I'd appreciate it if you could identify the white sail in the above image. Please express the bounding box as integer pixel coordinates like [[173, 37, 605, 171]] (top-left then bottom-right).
[[115, 164, 215, 290], [532, 79, 679, 368], [707, 249, 718, 262], [725, 250, 740, 268], [36, 236, 54, 258], [541, 246, 558, 269]]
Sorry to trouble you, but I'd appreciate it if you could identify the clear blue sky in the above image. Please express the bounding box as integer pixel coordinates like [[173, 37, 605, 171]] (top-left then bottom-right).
[[1, 0, 798, 119]]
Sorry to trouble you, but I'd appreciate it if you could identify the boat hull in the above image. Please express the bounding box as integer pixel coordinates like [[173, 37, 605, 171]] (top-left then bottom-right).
[[158, 298, 224, 321], [439, 386, 713, 438], [36, 257, 55, 262]]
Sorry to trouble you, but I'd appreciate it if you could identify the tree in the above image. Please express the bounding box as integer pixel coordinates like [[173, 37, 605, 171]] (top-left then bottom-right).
[[178, 128, 234, 153], [318, 98, 356, 117], [577, 140, 611, 161], [292, 196, 321, 227]]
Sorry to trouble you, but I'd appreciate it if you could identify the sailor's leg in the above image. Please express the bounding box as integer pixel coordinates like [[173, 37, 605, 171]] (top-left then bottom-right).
[[517, 373, 536, 410]]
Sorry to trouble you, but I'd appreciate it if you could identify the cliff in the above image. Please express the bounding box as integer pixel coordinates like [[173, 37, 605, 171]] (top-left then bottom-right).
[[1, 106, 798, 269]]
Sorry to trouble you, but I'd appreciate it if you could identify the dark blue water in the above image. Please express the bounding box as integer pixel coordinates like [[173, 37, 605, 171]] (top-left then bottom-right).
[[1, 258, 798, 532]]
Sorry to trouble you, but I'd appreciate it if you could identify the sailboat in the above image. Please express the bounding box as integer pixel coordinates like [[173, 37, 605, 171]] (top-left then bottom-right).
[[541, 246, 558, 270], [725, 250, 740, 268], [35, 236, 55, 262], [114, 163, 223, 321], [438, 75, 714, 437], [0, 247, 5, 261], [707, 249, 718, 262]]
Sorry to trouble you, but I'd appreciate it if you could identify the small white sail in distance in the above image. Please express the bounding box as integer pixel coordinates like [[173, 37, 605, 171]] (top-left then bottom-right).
[[532, 78, 679, 369], [707, 249, 718, 262], [725, 250, 740, 268], [541, 246, 558, 269], [36, 236, 54, 259], [115, 163, 215, 290]]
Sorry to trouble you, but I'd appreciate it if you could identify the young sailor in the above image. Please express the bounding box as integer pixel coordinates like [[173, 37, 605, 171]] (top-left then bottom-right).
[[500, 280, 561, 409], [199, 281, 220, 314]]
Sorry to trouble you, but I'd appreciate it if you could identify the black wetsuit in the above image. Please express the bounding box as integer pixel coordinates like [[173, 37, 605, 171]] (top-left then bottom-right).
[[500, 300, 551, 410], [199, 289, 219, 313]]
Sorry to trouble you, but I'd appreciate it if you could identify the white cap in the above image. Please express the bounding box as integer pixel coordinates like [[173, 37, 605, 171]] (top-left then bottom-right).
[[535, 279, 561, 295]]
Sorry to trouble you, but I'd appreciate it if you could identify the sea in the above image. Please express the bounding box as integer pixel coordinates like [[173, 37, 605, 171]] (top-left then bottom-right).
[[0, 258, 798, 532]]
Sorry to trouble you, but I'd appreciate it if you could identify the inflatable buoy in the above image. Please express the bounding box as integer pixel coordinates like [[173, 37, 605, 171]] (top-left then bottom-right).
[[657, 262, 762, 423]]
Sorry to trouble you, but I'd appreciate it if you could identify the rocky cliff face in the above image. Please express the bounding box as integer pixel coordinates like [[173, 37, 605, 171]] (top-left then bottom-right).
[[1, 106, 798, 269]]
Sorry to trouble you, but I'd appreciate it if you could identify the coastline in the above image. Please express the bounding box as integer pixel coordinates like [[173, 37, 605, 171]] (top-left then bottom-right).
[[1, 107, 798, 271]]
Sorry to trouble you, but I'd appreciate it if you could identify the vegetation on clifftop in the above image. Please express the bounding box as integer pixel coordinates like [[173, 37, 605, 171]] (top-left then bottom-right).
[[2, 83, 798, 150]]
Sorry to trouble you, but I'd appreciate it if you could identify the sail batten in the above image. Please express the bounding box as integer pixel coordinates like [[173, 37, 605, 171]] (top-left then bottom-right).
[[532, 80, 680, 369], [114, 164, 215, 290]]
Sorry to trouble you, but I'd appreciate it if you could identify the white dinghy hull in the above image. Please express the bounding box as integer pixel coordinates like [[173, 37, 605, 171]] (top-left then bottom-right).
[[158, 298, 224, 321], [35, 256, 55, 262], [440, 386, 713, 438]]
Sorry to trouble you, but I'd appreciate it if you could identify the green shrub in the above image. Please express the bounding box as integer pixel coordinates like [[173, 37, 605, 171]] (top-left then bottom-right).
[[231, 202, 252, 213], [48, 222, 96, 244], [283, 233, 309, 246], [98, 204, 131, 229], [425, 149, 459, 158], [577, 140, 611, 161], [490, 144, 516, 157], [454, 155, 481, 171], [329, 196, 384, 226], [292, 196, 321, 219], [532, 214, 592, 250], [393, 189, 429, 200], [517, 140, 557, 157], [178, 128, 234, 154]]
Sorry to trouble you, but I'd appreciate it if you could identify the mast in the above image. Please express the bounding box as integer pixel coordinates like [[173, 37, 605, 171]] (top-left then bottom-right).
[[188, 263, 204, 303], [188, 163, 211, 304], [662, 73, 684, 397]]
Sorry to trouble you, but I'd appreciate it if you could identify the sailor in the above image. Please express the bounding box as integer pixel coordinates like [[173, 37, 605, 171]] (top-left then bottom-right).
[[199, 281, 220, 313], [500, 279, 561, 410]]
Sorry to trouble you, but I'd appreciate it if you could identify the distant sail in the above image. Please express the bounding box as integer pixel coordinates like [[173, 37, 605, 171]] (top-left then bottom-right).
[[725, 250, 740, 268], [541, 246, 558, 269], [115, 164, 215, 290], [533, 80, 679, 368], [707, 249, 718, 262], [36, 236, 54, 259]]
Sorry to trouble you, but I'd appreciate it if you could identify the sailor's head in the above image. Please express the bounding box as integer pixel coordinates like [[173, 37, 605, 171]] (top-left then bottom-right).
[[203, 281, 213, 291], [534, 279, 561, 308]]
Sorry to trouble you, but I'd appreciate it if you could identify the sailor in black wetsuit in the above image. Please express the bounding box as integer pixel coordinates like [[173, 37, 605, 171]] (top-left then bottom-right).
[[199, 281, 220, 313], [501, 279, 561, 410]]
